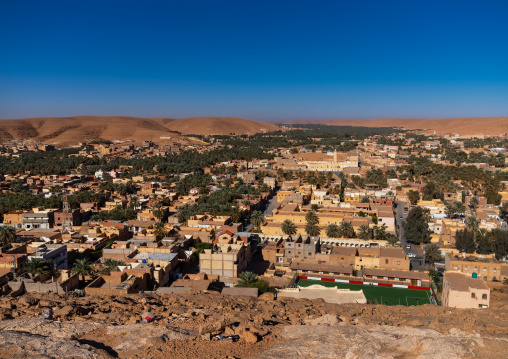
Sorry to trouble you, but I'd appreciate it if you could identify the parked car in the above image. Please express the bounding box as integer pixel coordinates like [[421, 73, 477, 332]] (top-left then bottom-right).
[[408, 253, 416, 258], [406, 245, 411, 249]]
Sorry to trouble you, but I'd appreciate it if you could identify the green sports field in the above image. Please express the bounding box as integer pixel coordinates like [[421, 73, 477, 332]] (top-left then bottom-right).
[[298, 279, 432, 306]]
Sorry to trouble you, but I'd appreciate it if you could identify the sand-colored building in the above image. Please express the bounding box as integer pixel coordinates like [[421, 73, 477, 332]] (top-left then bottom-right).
[[199, 244, 248, 278], [442, 272, 490, 309], [445, 253, 502, 282]]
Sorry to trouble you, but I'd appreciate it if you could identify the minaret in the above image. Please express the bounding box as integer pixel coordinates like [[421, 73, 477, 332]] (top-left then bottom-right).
[[333, 149, 337, 163], [62, 194, 72, 232]]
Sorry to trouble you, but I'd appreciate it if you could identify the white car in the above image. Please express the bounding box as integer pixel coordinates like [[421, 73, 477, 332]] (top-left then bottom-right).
[[406, 245, 411, 249], [408, 253, 416, 258]]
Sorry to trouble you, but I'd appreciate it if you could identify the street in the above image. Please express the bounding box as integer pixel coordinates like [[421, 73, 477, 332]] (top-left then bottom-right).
[[394, 200, 425, 270]]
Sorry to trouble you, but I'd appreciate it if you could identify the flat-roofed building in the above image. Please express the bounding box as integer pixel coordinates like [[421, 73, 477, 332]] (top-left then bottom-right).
[[442, 272, 490, 309], [445, 253, 502, 282]]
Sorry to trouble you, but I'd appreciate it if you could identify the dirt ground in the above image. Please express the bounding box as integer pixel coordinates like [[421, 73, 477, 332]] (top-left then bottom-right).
[[0, 286, 507, 358]]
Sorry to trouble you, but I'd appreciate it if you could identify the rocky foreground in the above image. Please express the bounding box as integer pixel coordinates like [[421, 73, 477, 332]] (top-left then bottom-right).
[[0, 289, 507, 358]]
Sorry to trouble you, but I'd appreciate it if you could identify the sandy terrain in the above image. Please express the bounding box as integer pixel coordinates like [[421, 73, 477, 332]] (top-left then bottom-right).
[[0, 116, 280, 146]]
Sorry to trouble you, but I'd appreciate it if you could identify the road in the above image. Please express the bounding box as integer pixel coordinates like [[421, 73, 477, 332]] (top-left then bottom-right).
[[394, 200, 425, 270], [262, 193, 279, 216]]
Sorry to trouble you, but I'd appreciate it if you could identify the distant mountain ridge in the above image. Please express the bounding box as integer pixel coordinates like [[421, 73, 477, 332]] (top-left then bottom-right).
[[285, 117, 508, 135], [0, 116, 280, 146]]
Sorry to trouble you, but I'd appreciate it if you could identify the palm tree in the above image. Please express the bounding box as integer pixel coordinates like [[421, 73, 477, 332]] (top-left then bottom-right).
[[24, 258, 53, 278], [250, 210, 265, 229], [454, 201, 466, 218], [72, 258, 93, 282], [154, 222, 167, 238], [130, 196, 140, 210], [357, 224, 371, 240], [305, 211, 319, 224], [469, 196, 479, 214], [465, 216, 480, 235], [326, 224, 341, 238], [281, 219, 297, 238], [444, 202, 455, 218], [152, 204, 166, 223], [386, 234, 399, 246], [177, 204, 193, 224], [0, 226, 16, 246], [305, 222, 321, 237], [374, 223, 388, 241], [100, 259, 124, 275], [339, 222, 355, 238], [236, 271, 258, 287]]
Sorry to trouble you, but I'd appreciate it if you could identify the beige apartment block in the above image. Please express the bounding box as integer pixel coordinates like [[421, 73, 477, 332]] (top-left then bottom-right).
[[445, 253, 502, 282], [199, 244, 247, 277], [442, 272, 490, 309]]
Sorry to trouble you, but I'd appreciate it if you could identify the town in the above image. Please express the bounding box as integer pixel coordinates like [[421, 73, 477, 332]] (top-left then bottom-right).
[[0, 124, 507, 314]]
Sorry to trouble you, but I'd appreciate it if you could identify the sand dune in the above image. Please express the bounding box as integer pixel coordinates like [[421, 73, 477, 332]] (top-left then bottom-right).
[[0, 116, 280, 146], [287, 117, 508, 135]]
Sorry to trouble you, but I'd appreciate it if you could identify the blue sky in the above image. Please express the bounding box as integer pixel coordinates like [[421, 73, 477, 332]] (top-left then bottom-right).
[[1, 0, 507, 120]]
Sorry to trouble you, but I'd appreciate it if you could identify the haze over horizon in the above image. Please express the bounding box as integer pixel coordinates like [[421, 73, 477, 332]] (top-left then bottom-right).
[[1, 0, 508, 121]]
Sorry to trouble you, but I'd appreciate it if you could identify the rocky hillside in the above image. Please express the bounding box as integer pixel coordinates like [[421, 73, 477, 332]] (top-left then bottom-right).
[[0, 116, 280, 146], [0, 289, 507, 358]]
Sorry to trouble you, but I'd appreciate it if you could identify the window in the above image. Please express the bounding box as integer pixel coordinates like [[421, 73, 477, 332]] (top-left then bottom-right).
[[397, 261, 400, 265], [464, 266, 468, 270], [494, 268, 497, 273], [385, 259, 389, 264], [471, 293, 476, 299], [474, 267, 477, 271], [482, 294, 487, 300], [483, 268, 487, 272]]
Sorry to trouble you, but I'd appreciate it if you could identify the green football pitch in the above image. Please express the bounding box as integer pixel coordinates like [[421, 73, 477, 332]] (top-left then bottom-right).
[[298, 279, 432, 306]]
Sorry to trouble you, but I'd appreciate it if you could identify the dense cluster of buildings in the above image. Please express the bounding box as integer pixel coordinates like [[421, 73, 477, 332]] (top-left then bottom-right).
[[0, 130, 507, 308]]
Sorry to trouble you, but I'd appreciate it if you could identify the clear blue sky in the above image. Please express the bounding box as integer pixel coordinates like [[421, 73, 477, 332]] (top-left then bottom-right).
[[1, 0, 507, 120]]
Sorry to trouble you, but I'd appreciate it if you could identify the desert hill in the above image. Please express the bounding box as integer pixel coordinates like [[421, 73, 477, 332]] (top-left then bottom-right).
[[0, 116, 280, 146], [287, 117, 508, 136]]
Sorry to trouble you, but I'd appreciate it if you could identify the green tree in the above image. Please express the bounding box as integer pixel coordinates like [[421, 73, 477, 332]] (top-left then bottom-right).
[[71, 258, 93, 282], [499, 202, 508, 221], [281, 219, 297, 237], [339, 222, 355, 238], [491, 229, 508, 260], [326, 224, 341, 238], [465, 216, 480, 234], [305, 222, 321, 237], [386, 234, 399, 246], [177, 204, 194, 224], [469, 196, 479, 213], [152, 204, 166, 223], [250, 210, 265, 230], [236, 271, 258, 287], [403, 207, 431, 244], [373, 223, 388, 241], [476, 229, 493, 255], [154, 222, 168, 238], [0, 226, 16, 246], [357, 224, 371, 240], [235, 271, 274, 294], [425, 244, 442, 264], [455, 229, 476, 253], [305, 211, 319, 224], [99, 259, 125, 275], [24, 258, 53, 278], [407, 190, 420, 205]]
